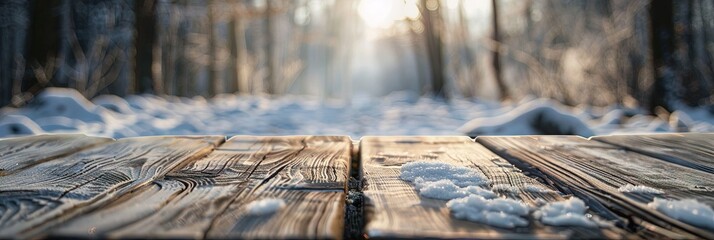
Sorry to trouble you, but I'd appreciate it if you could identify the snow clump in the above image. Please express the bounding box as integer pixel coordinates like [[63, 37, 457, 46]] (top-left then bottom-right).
[[400, 161, 490, 187], [400, 161, 532, 228], [447, 195, 530, 228], [648, 198, 714, 230], [245, 198, 286, 216], [617, 184, 664, 194], [534, 197, 598, 227]]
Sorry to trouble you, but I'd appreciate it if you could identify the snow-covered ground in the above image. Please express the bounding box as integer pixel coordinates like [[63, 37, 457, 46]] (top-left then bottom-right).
[[0, 88, 713, 138]]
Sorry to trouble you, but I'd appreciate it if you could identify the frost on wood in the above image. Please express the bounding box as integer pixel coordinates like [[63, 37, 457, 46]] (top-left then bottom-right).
[[617, 184, 664, 194], [534, 197, 597, 227], [245, 198, 286, 216], [648, 198, 714, 230]]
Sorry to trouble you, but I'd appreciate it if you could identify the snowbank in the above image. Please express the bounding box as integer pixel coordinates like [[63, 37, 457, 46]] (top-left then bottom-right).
[[0, 88, 712, 138], [245, 198, 286, 216], [458, 99, 595, 137], [648, 198, 714, 230]]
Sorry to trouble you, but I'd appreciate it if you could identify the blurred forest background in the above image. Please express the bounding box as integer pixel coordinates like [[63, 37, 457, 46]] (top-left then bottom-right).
[[1, 0, 712, 113]]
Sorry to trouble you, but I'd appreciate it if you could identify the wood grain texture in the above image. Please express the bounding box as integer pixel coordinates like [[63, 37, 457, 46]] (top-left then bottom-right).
[[50, 136, 350, 239], [477, 135, 714, 239], [361, 136, 627, 239], [593, 133, 714, 174], [0, 136, 224, 238], [0, 134, 113, 176]]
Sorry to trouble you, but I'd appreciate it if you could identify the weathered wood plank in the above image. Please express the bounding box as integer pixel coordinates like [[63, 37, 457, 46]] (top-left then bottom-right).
[[361, 136, 628, 239], [593, 133, 714, 174], [477, 135, 714, 239], [51, 136, 350, 239], [0, 134, 113, 176], [0, 136, 224, 238]]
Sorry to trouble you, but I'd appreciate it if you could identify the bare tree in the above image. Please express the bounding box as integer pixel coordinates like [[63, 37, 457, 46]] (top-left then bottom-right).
[[420, 0, 446, 99], [491, 0, 510, 100], [134, 0, 159, 94], [264, 0, 275, 95], [23, 0, 68, 95], [228, 14, 242, 94], [649, 0, 676, 113], [207, 1, 218, 96]]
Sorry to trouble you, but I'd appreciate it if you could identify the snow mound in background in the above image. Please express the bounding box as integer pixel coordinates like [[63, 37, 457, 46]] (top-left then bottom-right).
[[245, 198, 286, 216], [400, 161, 490, 187], [459, 99, 595, 137], [534, 197, 598, 227], [0, 115, 44, 136], [648, 198, 714, 230], [617, 184, 664, 194], [30, 88, 108, 123], [447, 194, 530, 228]]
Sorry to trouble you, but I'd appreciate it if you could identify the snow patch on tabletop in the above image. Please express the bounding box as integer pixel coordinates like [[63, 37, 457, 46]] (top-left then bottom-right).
[[648, 198, 714, 230], [491, 184, 520, 193], [534, 197, 598, 227], [400, 161, 489, 187], [414, 179, 497, 200], [447, 195, 530, 228], [400, 161, 532, 228], [524, 184, 555, 193], [617, 184, 664, 194], [245, 198, 286, 216]]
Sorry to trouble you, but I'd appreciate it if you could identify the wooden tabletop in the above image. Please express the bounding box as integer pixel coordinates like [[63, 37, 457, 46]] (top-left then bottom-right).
[[0, 133, 712, 239]]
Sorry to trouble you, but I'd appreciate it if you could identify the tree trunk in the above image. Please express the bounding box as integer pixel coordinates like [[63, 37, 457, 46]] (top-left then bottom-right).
[[23, 0, 68, 95], [207, 1, 218, 97], [420, 0, 446, 99], [648, 0, 676, 113], [134, 0, 158, 94], [491, 0, 510, 101], [227, 16, 241, 94], [264, 0, 275, 95]]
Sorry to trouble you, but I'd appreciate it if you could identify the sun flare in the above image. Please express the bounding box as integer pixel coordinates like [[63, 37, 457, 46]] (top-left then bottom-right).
[[358, 0, 420, 29]]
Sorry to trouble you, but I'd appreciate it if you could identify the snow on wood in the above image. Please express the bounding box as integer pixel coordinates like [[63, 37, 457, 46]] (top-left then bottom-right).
[[361, 136, 628, 239], [478, 135, 714, 238], [648, 198, 714, 230]]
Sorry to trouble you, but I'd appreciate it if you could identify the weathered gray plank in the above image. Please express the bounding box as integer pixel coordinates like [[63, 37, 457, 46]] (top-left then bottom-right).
[[361, 136, 628, 239], [0, 136, 224, 238], [593, 133, 714, 174], [51, 136, 350, 239], [0, 134, 113, 176], [478, 135, 714, 239]]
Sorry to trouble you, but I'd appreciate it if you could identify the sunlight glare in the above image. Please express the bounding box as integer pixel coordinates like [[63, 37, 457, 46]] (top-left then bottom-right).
[[358, 0, 394, 28], [358, 0, 421, 29]]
